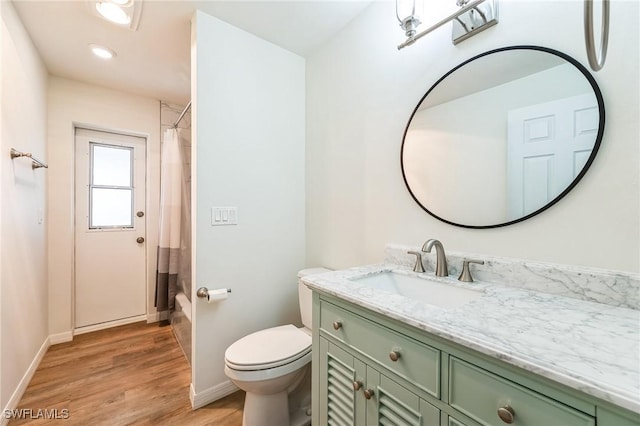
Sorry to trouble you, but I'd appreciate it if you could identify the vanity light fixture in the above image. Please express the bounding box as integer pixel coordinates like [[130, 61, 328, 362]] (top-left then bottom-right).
[[89, 43, 116, 59], [89, 0, 142, 31], [397, 0, 498, 49], [396, 0, 424, 38]]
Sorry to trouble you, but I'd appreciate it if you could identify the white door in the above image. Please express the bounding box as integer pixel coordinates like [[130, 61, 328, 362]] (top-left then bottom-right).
[[75, 128, 147, 329], [506, 93, 598, 219]]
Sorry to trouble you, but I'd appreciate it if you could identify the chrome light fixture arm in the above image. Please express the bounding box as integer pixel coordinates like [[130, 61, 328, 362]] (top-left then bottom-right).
[[397, 0, 498, 50]]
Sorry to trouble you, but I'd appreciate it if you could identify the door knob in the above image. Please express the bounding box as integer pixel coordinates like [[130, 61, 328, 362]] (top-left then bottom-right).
[[363, 389, 375, 400], [136, 237, 145, 244], [137, 211, 144, 217]]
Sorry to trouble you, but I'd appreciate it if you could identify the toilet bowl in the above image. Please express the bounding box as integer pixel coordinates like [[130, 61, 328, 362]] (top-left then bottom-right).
[[224, 268, 330, 426]]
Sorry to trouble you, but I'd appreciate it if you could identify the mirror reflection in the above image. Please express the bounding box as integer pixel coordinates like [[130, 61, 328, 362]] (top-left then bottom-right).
[[401, 46, 604, 228]]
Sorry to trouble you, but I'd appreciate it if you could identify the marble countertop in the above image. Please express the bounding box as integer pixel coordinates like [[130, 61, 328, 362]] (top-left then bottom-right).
[[302, 264, 640, 414]]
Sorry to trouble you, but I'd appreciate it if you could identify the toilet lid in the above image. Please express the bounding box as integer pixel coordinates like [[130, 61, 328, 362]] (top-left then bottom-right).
[[225, 324, 311, 370]]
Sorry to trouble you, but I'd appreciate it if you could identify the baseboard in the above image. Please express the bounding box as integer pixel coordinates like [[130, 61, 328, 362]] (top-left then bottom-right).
[[48, 331, 73, 345], [146, 310, 169, 323], [74, 315, 147, 335], [1, 337, 50, 425], [189, 380, 239, 410]]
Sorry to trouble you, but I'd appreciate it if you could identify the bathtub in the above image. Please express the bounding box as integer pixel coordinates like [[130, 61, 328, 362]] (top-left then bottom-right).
[[172, 292, 192, 364]]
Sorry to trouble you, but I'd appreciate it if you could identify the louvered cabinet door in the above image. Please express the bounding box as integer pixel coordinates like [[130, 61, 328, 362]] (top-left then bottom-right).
[[319, 337, 367, 425], [365, 365, 440, 426]]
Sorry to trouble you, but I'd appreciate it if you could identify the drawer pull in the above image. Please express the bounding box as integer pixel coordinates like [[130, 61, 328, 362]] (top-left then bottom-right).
[[389, 350, 401, 362], [497, 405, 515, 424], [352, 380, 362, 391], [363, 389, 375, 400], [332, 321, 342, 330]]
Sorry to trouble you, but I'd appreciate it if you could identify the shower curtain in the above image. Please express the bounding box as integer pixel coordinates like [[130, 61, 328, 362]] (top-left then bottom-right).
[[155, 128, 183, 314]]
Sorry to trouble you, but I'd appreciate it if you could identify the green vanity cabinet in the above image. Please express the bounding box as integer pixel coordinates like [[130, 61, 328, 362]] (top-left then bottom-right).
[[597, 407, 640, 426], [317, 338, 365, 425], [312, 292, 640, 426], [319, 298, 440, 398], [448, 357, 594, 426], [318, 337, 440, 425]]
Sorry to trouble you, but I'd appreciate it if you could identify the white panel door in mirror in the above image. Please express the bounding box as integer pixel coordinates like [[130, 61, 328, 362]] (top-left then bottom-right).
[[507, 93, 598, 219]]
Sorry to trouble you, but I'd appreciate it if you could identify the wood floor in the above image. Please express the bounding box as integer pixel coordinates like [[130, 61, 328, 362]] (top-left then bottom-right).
[[11, 322, 244, 425]]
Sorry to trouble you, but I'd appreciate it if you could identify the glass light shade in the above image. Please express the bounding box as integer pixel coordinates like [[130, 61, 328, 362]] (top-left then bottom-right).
[[96, 1, 131, 25], [396, 0, 423, 21]]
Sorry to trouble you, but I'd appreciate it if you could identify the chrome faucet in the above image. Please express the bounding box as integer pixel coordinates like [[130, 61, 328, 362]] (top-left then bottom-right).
[[422, 239, 448, 277]]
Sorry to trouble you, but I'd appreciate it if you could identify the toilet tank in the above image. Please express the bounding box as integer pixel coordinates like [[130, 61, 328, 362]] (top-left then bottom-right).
[[298, 268, 331, 330]]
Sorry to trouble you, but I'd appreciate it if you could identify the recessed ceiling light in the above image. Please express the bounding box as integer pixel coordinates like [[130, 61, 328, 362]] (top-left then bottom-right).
[[89, 44, 116, 59], [87, 0, 142, 31], [95, 1, 131, 25]]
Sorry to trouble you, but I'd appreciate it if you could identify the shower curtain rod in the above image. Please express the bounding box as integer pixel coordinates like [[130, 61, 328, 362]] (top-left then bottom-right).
[[173, 101, 192, 128]]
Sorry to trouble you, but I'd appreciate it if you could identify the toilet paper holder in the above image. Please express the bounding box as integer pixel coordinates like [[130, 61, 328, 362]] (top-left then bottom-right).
[[196, 287, 231, 299]]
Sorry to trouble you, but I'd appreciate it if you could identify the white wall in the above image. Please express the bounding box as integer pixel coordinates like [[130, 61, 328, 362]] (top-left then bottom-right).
[[191, 10, 306, 405], [47, 77, 160, 336], [1, 0, 48, 411], [306, 0, 639, 272]]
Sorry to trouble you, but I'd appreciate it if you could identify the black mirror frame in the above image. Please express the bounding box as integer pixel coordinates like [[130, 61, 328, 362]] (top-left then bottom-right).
[[400, 45, 605, 229]]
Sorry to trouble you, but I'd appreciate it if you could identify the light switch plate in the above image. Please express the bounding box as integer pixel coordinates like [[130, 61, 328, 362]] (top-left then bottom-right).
[[211, 207, 238, 226]]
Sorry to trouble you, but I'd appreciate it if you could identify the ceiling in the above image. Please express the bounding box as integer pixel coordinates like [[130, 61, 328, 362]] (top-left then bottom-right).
[[13, 0, 371, 105]]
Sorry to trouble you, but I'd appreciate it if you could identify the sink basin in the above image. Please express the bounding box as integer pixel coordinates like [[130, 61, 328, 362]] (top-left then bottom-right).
[[350, 271, 483, 309]]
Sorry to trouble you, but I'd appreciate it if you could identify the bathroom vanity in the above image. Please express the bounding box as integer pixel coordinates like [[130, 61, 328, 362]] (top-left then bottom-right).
[[303, 249, 640, 426]]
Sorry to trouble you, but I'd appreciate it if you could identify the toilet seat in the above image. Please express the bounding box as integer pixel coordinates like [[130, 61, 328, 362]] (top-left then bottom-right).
[[225, 324, 311, 371], [225, 350, 311, 383]]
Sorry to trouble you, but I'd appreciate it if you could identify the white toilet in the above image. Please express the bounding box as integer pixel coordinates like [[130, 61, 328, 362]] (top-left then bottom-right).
[[224, 268, 330, 426]]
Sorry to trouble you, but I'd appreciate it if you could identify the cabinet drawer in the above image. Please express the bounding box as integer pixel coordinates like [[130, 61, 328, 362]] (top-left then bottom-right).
[[449, 357, 595, 426], [320, 300, 440, 398]]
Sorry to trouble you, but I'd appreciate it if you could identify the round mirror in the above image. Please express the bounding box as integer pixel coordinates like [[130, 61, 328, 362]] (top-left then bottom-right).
[[401, 46, 605, 228]]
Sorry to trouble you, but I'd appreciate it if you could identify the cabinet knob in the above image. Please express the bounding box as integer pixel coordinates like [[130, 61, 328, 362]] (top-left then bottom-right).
[[389, 350, 401, 362], [352, 380, 362, 391], [332, 321, 342, 330], [497, 405, 515, 424], [363, 389, 375, 400], [136, 237, 145, 244]]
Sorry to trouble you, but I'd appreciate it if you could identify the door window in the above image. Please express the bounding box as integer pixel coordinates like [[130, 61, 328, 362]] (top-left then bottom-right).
[[89, 143, 134, 229]]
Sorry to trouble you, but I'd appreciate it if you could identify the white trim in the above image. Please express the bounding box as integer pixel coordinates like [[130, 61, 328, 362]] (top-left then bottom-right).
[[49, 331, 74, 345], [72, 122, 151, 140], [189, 380, 239, 410], [74, 315, 146, 335], [146, 310, 169, 323], [1, 338, 50, 425]]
